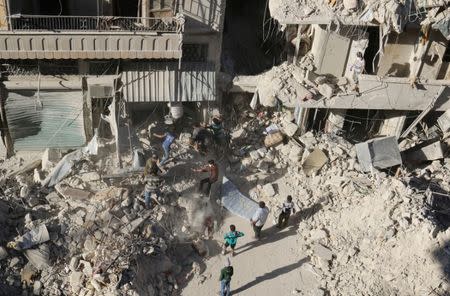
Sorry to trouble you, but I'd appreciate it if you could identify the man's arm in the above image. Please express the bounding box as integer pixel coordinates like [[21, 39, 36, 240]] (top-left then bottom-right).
[[153, 133, 166, 138]]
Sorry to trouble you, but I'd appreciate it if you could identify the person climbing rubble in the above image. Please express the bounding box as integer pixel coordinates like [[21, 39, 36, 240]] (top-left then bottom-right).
[[219, 257, 233, 296], [192, 159, 219, 196], [222, 224, 244, 256], [250, 201, 270, 240], [153, 126, 176, 166], [349, 51, 365, 96], [207, 115, 227, 146], [277, 195, 296, 229], [143, 170, 162, 209], [143, 154, 163, 176]]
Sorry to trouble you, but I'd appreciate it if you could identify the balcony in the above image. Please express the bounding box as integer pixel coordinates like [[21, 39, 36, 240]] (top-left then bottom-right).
[[0, 15, 184, 60]]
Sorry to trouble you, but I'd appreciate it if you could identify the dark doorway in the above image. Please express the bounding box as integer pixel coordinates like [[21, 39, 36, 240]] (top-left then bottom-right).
[[115, 0, 140, 17]]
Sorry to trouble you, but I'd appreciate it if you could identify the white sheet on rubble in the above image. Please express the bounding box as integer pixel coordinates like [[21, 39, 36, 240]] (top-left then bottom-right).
[[221, 176, 259, 220]]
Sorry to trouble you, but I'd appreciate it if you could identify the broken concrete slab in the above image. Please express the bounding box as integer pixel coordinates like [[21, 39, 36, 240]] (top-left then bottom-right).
[[283, 121, 299, 137], [438, 109, 450, 133], [355, 136, 402, 172], [41, 148, 63, 172], [264, 132, 284, 148], [402, 140, 444, 163], [303, 149, 328, 176], [263, 183, 276, 197], [55, 184, 92, 201], [313, 243, 333, 261], [25, 244, 50, 270]]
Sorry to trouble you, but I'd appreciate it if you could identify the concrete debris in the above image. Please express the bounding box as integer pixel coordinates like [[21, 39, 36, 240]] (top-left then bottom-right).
[[264, 131, 284, 147], [263, 183, 276, 197], [303, 149, 328, 176], [402, 140, 444, 163], [437, 109, 450, 132], [356, 136, 402, 172], [313, 243, 333, 261]]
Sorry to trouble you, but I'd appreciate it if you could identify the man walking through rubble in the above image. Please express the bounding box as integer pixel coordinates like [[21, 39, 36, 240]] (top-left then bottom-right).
[[192, 159, 219, 196], [277, 195, 296, 229], [250, 201, 269, 240], [349, 51, 365, 96], [153, 127, 175, 166], [143, 169, 162, 209]]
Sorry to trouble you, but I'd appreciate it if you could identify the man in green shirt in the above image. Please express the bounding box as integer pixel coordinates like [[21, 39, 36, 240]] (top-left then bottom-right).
[[219, 257, 233, 296]]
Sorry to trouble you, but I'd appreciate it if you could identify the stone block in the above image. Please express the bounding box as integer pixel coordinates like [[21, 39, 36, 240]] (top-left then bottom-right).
[[402, 140, 443, 163], [438, 109, 450, 133], [313, 243, 333, 261], [283, 122, 299, 137], [249, 150, 261, 161], [355, 136, 402, 172], [263, 183, 276, 197]]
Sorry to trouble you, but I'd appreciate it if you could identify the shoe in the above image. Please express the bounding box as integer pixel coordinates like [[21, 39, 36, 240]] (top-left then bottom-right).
[[231, 251, 235, 257], [221, 250, 226, 255]]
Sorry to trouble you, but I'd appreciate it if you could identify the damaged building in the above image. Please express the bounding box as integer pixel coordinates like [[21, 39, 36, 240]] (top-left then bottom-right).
[[231, 0, 450, 153], [0, 0, 225, 157]]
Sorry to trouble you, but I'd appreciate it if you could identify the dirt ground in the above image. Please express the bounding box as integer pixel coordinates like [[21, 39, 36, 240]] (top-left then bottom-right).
[[182, 213, 311, 296]]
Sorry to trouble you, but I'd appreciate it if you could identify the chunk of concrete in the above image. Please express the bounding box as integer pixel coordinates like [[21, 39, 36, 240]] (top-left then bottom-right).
[[0, 246, 8, 260], [263, 183, 276, 197], [55, 184, 92, 201], [402, 140, 443, 163], [33, 280, 42, 295], [264, 132, 284, 148], [303, 149, 328, 176], [318, 83, 334, 99], [438, 109, 450, 133], [355, 136, 402, 172], [249, 150, 261, 161], [283, 122, 299, 137], [313, 243, 333, 261]]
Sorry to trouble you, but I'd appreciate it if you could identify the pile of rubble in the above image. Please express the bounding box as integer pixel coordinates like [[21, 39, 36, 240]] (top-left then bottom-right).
[[0, 133, 218, 296], [224, 107, 450, 295]]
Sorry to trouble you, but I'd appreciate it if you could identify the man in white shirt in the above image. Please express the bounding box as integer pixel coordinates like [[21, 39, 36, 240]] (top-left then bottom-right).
[[349, 51, 365, 96], [250, 201, 269, 239], [277, 195, 296, 228]]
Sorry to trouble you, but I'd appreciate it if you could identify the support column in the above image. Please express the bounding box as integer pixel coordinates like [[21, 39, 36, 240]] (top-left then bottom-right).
[[142, 0, 149, 26], [325, 109, 346, 134], [379, 111, 407, 139], [295, 107, 310, 135], [0, 86, 14, 158]]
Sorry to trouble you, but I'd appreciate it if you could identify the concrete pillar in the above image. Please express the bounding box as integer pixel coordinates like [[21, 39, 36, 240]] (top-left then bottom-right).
[[325, 109, 346, 133], [379, 111, 406, 139], [295, 107, 310, 135]]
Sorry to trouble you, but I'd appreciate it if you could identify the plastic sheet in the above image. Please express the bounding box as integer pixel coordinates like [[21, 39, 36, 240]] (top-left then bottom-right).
[[221, 177, 259, 220]]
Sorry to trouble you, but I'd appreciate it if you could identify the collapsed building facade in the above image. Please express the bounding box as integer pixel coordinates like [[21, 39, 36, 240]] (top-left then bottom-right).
[[232, 0, 450, 145], [0, 0, 225, 157]]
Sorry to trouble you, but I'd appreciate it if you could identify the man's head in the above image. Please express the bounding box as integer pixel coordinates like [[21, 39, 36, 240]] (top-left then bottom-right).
[[356, 51, 363, 58], [208, 159, 215, 165], [259, 201, 266, 208], [230, 224, 236, 231], [287, 195, 292, 202], [212, 117, 221, 125], [151, 154, 158, 161]]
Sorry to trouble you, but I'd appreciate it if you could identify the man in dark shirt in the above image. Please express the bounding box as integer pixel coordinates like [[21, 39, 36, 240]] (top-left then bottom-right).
[[219, 257, 233, 296], [192, 159, 219, 196]]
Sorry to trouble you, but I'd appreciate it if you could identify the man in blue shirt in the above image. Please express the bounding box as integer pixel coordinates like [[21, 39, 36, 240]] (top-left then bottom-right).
[[153, 128, 175, 166]]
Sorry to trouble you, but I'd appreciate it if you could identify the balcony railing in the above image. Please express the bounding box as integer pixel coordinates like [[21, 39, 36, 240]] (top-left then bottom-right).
[[3, 15, 182, 33]]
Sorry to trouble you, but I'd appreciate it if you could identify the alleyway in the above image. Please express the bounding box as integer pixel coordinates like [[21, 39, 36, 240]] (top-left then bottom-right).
[[183, 214, 311, 295]]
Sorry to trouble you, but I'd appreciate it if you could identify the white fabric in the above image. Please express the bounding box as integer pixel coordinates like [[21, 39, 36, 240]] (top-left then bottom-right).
[[282, 201, 295, 214], [252, 207, 269, 227]]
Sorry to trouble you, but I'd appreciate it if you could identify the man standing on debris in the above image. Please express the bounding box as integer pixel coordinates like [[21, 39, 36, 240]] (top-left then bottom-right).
[[191, 123, 208, 154], [277, 195, 296, 228], [207, 115, 226, 145], [192, 159, 219, 196], [219, 257, 233, 296], [143, 154, 162, 176], [153, 127, 175, 166], [143, 170, 162, 209], [250, 201, 269, 239], [349, 51, 365, 96]]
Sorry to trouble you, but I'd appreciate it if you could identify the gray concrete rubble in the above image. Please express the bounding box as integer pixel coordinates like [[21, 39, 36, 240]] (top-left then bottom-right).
[[356, 136, 402, 172]]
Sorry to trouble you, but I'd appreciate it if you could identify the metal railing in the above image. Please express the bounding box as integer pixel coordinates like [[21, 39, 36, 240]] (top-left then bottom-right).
[[3, 15, 182, 33]]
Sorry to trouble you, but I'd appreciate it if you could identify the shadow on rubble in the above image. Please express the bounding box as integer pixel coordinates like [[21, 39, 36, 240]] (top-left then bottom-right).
[[409, 177, 450, 231], [432, 241, 450, 295], [234, 203, 322, 256]]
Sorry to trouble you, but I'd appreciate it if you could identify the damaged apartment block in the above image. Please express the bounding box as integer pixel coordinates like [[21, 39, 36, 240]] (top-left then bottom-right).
[[0, 0, 225, 159]]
